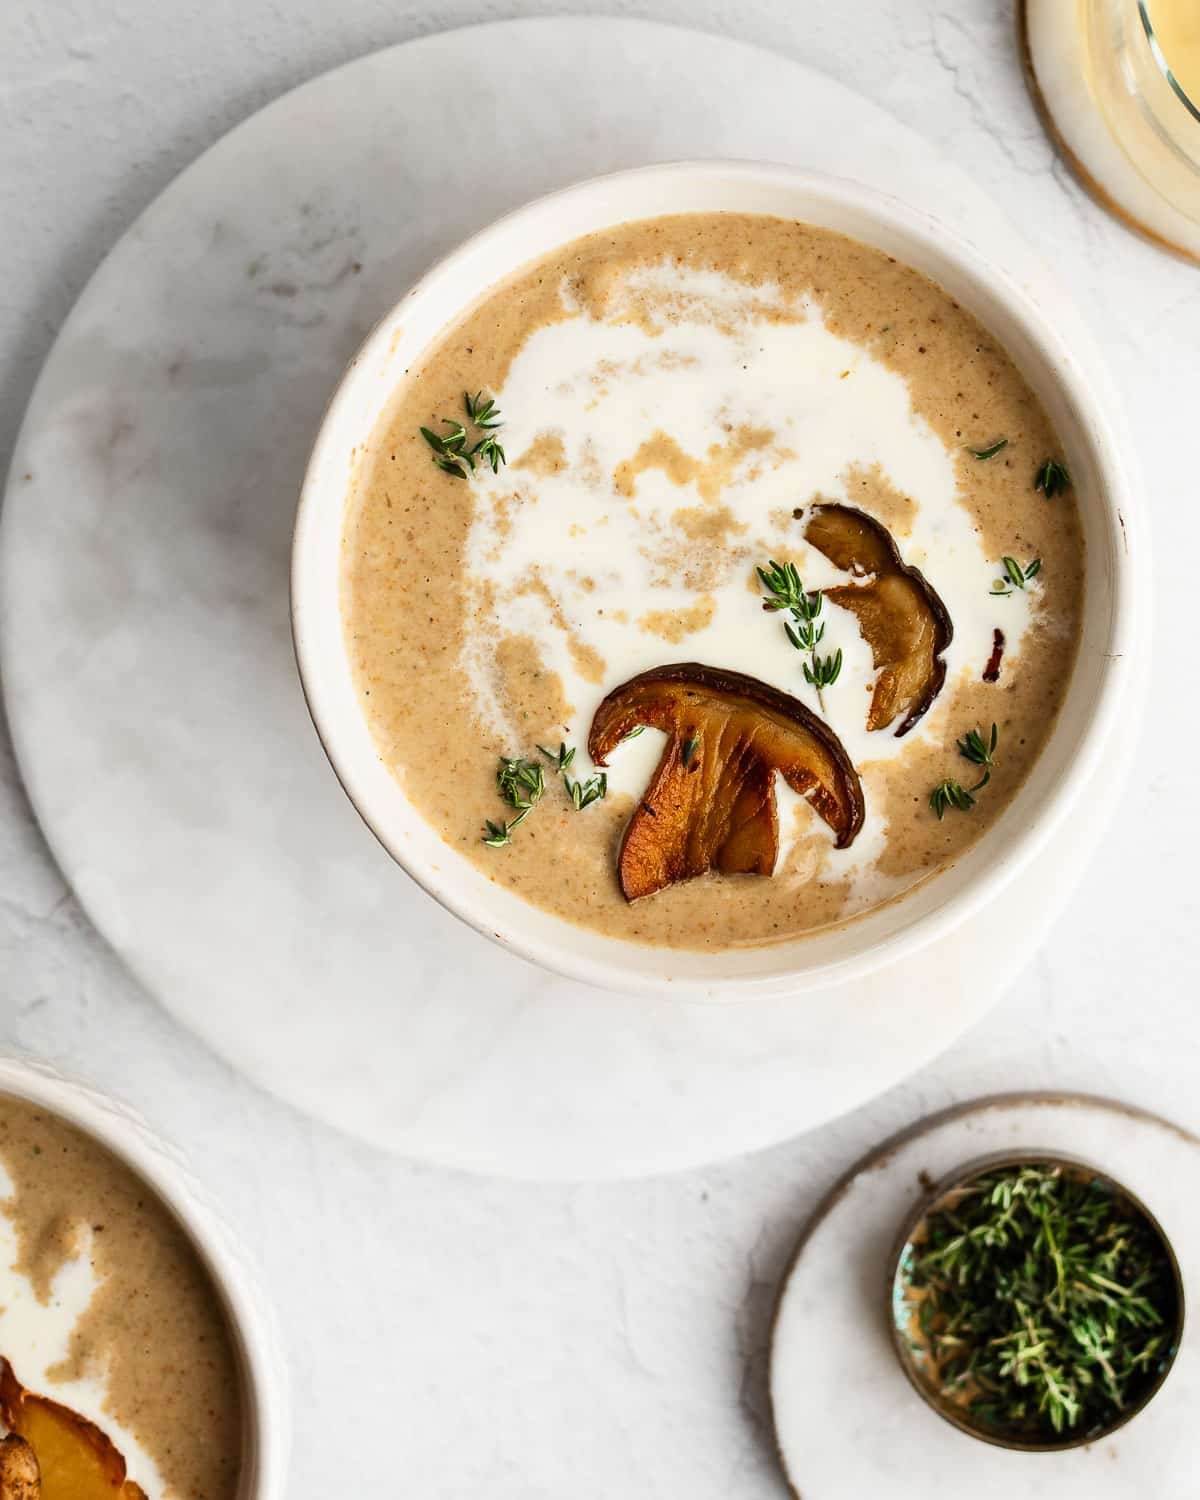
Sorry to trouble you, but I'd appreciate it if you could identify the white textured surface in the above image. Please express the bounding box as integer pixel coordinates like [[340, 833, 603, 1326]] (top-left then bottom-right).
[[0, 2, 1197, 1496]]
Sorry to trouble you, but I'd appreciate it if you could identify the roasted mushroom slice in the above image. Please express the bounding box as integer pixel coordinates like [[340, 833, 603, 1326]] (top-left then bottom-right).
[[0, 1360, 146, 1500], [803, 504, 952, 736], [588, 663, 865, 902], [0, 1435, 40, 1500]]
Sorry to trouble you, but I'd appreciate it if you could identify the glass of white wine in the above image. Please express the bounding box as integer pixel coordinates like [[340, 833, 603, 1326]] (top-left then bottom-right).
[[1022, 0, 1200, 262]]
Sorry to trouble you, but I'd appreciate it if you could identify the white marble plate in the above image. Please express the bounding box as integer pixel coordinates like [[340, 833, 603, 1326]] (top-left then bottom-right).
[[0, 19, 1146, 1177], [771, 1095, 1198, 1497]]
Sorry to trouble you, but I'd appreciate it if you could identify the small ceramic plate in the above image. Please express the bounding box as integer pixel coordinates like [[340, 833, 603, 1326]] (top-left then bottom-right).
[[771, 1094, 1200, 1497]]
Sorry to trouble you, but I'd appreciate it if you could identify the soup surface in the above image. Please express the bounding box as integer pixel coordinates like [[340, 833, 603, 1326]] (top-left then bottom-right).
[[343, 213, 1084, 950], [0, 1096, 242, 1499]]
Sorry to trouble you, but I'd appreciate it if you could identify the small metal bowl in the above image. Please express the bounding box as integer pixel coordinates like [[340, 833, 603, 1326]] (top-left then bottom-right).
[[887, 1149, 1186, 1452]]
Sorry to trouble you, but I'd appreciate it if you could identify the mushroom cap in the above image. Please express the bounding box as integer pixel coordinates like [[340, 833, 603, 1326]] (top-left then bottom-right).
[[804, 504, 952, 736], [589, 663, 865, 901]]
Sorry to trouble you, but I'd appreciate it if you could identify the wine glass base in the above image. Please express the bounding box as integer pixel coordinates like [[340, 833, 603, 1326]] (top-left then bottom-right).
[[1020, 0, 1200, 264]]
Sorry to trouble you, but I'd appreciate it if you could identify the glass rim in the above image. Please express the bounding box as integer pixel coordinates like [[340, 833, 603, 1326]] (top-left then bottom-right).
[[1139, 0, 1200, 126]]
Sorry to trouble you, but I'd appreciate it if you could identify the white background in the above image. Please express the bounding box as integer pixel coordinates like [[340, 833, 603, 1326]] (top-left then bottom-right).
[[2, 2, 1198, 1495]]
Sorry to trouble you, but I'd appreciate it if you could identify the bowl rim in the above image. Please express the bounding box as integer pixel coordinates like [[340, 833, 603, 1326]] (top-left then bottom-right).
[[291, 157, 1140, 998], [0, 1055, 289, 1500], [886, 1147, 1186, 1453]]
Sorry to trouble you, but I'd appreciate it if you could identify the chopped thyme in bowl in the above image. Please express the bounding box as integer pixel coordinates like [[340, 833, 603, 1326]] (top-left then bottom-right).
[[892, 1159, 1182, 1448]]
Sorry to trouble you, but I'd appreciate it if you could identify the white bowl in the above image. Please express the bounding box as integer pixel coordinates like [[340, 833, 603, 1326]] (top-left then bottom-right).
[[0, 1057, 289, 1500], [292, 161, 1137, 1000]]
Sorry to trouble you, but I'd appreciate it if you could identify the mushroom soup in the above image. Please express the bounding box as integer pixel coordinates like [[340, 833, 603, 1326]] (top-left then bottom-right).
[[342, 213, 1084, 950], [0, 1096, 243, 1500]]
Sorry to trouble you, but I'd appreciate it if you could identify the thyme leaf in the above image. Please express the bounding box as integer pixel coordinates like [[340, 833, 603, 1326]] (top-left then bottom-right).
[[929, 778, 977, 818], [544, 742, 608, 807], [497, 756, 545, 811], [482, 813, 528, 848], [969, 437, 1009, 460], [804, 647, 843, 690], [471, 434, 506, 475], [957, 722, 998, 775], [991, 556, 1042, 596], [564, 770, 607, 811], [1035, 458, 1071, 499], [464, 390, 502, 429], [537, 741, 576, 773]]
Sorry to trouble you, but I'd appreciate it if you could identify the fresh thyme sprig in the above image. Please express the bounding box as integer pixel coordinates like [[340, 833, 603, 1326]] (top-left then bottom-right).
[[482, 756, 544, 847], [463, 390, 506, 474], [564, 770, 607, 810], [968, 438, 1008, 460], [421, 420, 475, 479], [901, 1163, 1178, 1441], [497, 756, 545, 811], [928, 778, 978, 817], [991, 556, 1042, 596], [538, 740, 606, 810], [421, 391, 507, 479], [474, 436, 507, 475], [483, 742, 607, 842], [957, 723, 998, 783], [1035, 458, 1070, 498], [758, 558, 843, 701], [929, 723, 999, 819], [464, 390, 502, 429], [482, 814, 527, 848], [805, 647, 843, 691], [537, 741, 576, 773]]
